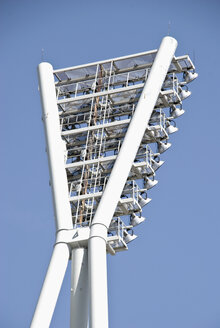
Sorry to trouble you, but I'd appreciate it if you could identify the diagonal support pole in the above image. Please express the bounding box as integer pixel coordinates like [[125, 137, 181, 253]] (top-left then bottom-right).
[[37, 62, 73, 232], [88, 36, 178, 328], [30, 243, 70, 328], [31, 63, 73, 327]]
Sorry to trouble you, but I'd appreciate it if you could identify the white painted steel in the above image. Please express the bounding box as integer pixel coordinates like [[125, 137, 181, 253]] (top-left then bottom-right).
[[38, 62, 73, 231], [88, 36, 178, 328], [92, 36, 177, 229], [61, 118, 130, 136], [70, 248, 89, 328], [53, 51, 192, 75], [66, 155, 117, 169], [53, 49, 157, 74], [57, 83, 144, 105], [30, 243, 70, 328], [89, 224, 108, 328]]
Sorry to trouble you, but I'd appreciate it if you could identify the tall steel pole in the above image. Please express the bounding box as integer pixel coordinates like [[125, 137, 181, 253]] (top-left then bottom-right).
[[70, 248, 89, 328], [31, 243, 70, 328], [88, 36, 178, 328], [31, 63, 73, 328], [37, 62, 73, 232]]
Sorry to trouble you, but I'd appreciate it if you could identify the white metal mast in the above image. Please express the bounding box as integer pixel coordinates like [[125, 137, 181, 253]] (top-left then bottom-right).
[[31, 36, 197, 328], [31, 63, 73, 328]]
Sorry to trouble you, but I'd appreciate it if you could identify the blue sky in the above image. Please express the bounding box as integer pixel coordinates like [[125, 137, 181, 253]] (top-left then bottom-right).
[[1, 0, 220, 327]]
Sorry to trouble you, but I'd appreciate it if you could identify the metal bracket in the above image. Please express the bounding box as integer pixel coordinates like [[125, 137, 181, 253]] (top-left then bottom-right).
[[55, 227, 128, 256]]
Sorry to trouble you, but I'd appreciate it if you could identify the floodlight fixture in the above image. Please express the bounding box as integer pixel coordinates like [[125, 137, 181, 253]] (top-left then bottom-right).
[[130, 213, 146, 227], [30, 36, 197, 328], [138, 194, 151, 208], [144, 177, 158, 190], [157, 141, 172, 153], [151, 158, 165, 171], [184, 71, 198, 83], [123, 230, 138, 244], [179, 87, 192, 100], [166, 123, 178, 134], [170, 105, 185, 118]]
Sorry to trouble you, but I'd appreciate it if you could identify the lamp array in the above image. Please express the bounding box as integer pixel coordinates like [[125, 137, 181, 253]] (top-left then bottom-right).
[[53, 51, 197, 252]]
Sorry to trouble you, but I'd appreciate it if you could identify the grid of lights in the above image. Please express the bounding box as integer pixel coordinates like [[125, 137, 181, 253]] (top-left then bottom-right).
[[53, 50, 197, 254]]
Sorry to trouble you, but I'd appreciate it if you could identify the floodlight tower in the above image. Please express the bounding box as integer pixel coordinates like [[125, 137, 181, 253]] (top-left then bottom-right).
[[31, 36, 197, 328]]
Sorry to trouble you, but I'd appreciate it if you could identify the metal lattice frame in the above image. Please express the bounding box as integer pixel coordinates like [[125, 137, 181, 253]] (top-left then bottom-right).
[[55, 45, 195, 252]]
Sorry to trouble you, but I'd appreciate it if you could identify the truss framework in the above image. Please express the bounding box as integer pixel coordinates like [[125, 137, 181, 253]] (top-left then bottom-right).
[[54, 50, 195, 252], [31, 37, 197, 328]]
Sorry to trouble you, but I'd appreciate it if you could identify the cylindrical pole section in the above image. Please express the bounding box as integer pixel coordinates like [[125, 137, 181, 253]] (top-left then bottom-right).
[[88, 36, 178, 328], [30, 243, 70, 328], [89, 224, 108, 328], [38, 62, 73, 231], [70, 248, 89, 328]]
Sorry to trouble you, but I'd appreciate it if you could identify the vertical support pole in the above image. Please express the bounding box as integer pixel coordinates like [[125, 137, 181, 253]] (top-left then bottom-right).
[[30, 243, 70, 328], [89, 225, 108, 328], [70, 248, 89, 328], [88, 36, 178, 328]]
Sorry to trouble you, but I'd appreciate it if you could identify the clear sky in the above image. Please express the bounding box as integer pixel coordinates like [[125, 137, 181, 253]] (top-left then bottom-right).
[[1, 0, 220, 327]]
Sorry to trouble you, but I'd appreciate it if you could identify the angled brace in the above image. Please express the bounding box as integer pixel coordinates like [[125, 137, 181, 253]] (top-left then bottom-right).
[[88, 36, 178, 328]]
